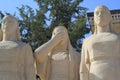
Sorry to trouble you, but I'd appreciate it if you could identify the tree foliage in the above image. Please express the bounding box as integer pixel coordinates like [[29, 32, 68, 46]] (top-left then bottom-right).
[[1, 0, 90, 51], [17, 0, 90, 51], [17, 5, 50, 50], [0, 11, 4, 25]]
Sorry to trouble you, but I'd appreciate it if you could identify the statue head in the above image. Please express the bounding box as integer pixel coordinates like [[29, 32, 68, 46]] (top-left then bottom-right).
[[1, 15, 20, 41], [94, 5, 112, 34], [2, 15, 18, 34], [52, 26, 69, 45]]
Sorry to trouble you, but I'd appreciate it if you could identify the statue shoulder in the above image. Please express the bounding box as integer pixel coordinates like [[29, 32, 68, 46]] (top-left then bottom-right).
[[83, 35, 94, 46], [17, 41, 32, 50]]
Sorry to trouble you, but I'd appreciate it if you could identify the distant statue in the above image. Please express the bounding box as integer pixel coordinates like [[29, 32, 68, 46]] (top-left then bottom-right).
[[34, 26, 80, 80], [80, 5, 120, 80], [0, 15, 36, 80]]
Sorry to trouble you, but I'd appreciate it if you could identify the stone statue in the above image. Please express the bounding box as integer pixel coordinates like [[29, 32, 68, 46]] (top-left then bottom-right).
[[0, 28, 3, 41], [34, 26, 80, 80], [0, 15, 36, 80], [80, 5, 120, 80]]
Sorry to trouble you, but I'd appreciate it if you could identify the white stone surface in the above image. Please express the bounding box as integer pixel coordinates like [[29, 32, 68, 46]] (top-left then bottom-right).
[[35, 26, 80, 80], [80, 5, 120, 80], [0, 15, 36, 80]]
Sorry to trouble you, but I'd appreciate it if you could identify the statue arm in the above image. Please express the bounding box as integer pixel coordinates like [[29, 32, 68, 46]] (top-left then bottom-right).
[[35, 57, 47, 80], [34, 32, 63, 63], [24, 44, 36, 80], [34, 31, 64, 79], [34, 37, 63, 79], [34, 39, 56, 62], [34, 39, 55, 79], [80, 43, 90, 80]]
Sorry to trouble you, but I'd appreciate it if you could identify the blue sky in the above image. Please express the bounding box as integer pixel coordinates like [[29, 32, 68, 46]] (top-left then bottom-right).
[[81, 0, 119, 12], [0, 0, 38, 15], [0, 0, 119, 14], [0, 0, 119, 37]]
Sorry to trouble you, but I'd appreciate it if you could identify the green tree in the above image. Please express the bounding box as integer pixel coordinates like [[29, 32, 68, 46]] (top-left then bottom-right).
[[17, 5, 50, 50], [17, 0, 90, 51], [0, 11, 4, 25]]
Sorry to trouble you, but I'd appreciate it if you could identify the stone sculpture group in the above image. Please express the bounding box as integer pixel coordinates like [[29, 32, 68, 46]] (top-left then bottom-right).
[[0, 5, 120, 80]]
